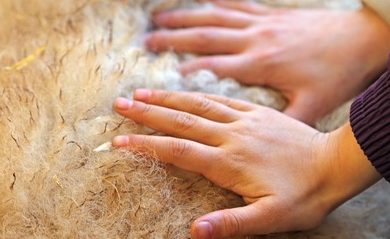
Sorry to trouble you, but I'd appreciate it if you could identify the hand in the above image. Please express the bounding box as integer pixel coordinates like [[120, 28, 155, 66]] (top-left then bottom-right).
[[112, 89, 381, 239], [145, 1, 390, 124]]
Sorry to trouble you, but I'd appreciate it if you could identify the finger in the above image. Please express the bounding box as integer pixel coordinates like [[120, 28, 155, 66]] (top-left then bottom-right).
[[180, 55, 245, 79], [212, 0, 272, 15], [112, 134, 221, 175], [114, 98, 224, 146], [133, 89, 240, 122], [145, 28, 246, 54], [153, 8, 256, 29], [197, 93, 256, 112], [283, 93, 324, 126], [191, 199, 281, 239]]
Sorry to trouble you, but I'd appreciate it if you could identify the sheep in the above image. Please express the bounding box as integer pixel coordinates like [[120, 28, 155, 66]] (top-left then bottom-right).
[[0, 0, 388, 238]]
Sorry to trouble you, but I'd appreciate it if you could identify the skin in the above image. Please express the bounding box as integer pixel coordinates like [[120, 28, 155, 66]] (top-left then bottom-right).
[[145, 0, 390, 124], [112, 89, 381, 239]]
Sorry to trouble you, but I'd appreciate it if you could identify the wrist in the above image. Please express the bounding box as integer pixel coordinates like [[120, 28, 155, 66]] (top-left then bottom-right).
[[315, 123, 381, 214]]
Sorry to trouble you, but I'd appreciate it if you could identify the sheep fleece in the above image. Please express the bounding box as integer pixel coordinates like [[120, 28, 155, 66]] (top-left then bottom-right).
[[0, 0, 388, 238]]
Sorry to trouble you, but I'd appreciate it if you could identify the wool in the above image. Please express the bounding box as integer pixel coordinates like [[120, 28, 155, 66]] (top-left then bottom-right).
[[0, 0, 388, 238]]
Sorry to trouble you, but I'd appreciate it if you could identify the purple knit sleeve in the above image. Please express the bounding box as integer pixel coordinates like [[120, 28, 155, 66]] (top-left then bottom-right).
[[350, 67, 390, 182]]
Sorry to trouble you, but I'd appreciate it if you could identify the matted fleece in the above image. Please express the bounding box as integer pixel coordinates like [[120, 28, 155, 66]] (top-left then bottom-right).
[[0, 0, 388, 238]]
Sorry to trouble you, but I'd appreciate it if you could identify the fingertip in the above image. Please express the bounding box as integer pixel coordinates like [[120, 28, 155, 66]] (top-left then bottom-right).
[[153, 12, 170, 26], [112, 135, 129, 147], [192, 207, 249, 239], [133, 89, 152, 101], [191, 221, 213, 239], [144, 32, 166, 52], [179, 58, 218, 76], [114, 97, 132, 111], [144, 33, 155, 49], [178, 65, 189, 76], [178, 63, 198, 76]]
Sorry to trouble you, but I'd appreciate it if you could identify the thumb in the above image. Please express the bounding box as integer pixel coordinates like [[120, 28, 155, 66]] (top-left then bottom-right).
[[191, 199, 278, 239], [283, 93, 324, 126]]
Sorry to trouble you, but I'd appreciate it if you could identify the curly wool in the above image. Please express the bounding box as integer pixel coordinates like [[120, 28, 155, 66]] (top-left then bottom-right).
[[0, 0, 388, 239]]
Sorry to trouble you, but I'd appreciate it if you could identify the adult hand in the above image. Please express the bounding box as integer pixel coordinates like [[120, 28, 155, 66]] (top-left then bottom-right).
[[112, 89, 381, 239], [145, 1, 390, 124]]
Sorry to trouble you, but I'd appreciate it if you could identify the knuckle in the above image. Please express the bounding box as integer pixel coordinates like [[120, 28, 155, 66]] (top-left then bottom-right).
[[140, 103, 152, 115], [209, 9, 226, 22], [249, 49, 280, 70], [199, 58, 217, 69], [193, 96, 212, 114], [222, 211, 242, 236], [222, 98, 235, 108], [229, 121, 244, 134], [156, 90, 172, 104], [226, 121, 250, 143], [173, 112, 197, 131], [252, 106, 275, 122], [134, 136, 152, 152], [139, 135, 151, 147], [252, 25, 278, 38], [245, 200, 286, 234], [169, 139, 189, 157], [194, 30, 216, 49], [262, 199, 324, 233], [211, 95, 235, 109]]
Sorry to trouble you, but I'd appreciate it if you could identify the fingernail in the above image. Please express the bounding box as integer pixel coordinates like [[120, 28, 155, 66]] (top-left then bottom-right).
[[144, 33, 152, 44], [115, 97, 132, 110], [112, 135, 129, 147], [134, 89, 151, 101], [144, 33, 157, 50], [178, 65, 189, 76], [195, 221, 213, 239], [154, 12, 168, 24]]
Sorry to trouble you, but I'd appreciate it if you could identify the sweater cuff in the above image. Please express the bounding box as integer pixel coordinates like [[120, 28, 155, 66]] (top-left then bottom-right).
[[350, 70, 390, 182]]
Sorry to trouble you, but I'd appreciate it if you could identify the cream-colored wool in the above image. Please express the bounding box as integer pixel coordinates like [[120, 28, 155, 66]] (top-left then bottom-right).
[[0, 0, 388, 238]]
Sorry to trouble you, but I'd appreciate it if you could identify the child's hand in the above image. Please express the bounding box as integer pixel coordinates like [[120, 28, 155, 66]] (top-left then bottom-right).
[[112, 89, 380, 239]]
